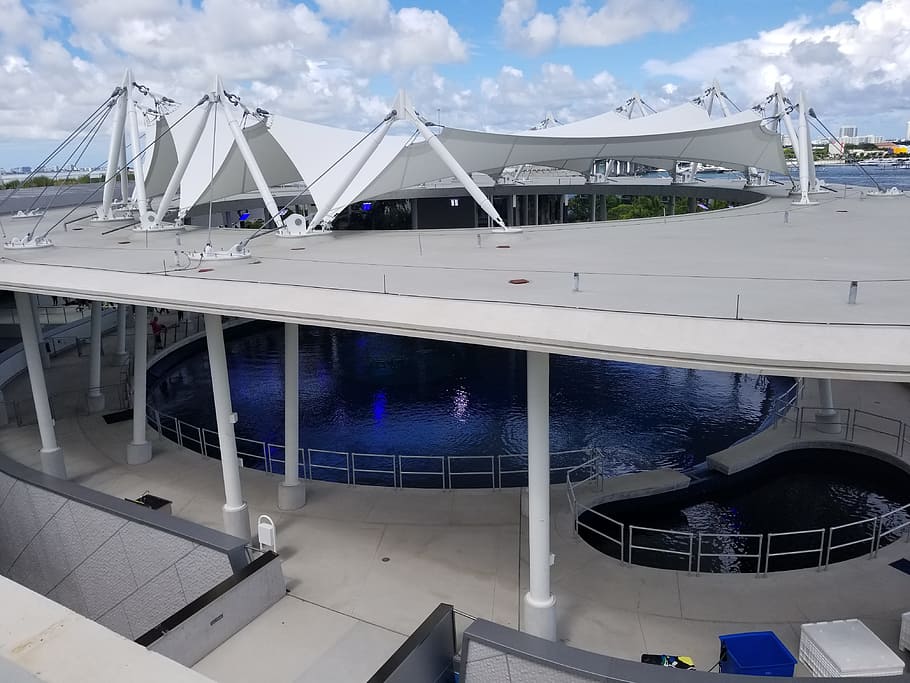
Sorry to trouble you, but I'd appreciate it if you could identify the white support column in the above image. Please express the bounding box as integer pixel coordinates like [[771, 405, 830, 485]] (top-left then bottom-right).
[[299, 115, 396, 234], [523, 350, 556, 641], [127, 305, 152, 464], [86, 301, 105, 413], [204, 313, 251, 539], [127, 91, 149, 215], [278, 323, 305, 509], [99, 71, 130, 220], [119, 137, 129, 203], [405, 100, 513, 232], [29, 294, 50, 369], [15, 292, 65, 478], [111, 304, 129, 365], [217, 78, 284, 228], [793, 91, 817, 206], [815, 378, 841, 434]]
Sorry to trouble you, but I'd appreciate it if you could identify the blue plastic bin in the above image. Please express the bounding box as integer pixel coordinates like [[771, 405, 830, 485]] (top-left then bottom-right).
[[718, 631, 797, 677]]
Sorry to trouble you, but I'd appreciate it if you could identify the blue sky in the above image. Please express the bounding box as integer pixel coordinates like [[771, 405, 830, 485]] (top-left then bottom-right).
[[1, 0, 908, 168]]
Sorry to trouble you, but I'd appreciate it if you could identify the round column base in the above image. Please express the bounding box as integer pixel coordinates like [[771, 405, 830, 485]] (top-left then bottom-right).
[[126, 440, 152, 465], [223, 502, 251, 540], [86, 392, 106, 414], [40, 447, 67, 480], [277, 481, 307, 510], [522, 592, 557, 641], [815, 410, 842, 435]]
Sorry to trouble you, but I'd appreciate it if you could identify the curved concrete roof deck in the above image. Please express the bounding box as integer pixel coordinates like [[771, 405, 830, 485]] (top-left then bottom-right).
[[0, 185, 908, 381]]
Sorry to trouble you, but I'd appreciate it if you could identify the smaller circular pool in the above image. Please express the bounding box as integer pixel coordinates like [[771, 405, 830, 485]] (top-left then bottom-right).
[[580, 449, 910, 573]]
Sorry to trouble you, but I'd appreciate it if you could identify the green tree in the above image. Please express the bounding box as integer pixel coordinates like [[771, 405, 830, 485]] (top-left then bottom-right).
[[566, 194, 591, 222]]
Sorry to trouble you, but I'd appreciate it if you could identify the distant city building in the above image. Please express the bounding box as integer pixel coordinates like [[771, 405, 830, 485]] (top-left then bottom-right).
[[842, 134, 884, 145], [905, 120, 910, 140], [839, 125, 858, 139]]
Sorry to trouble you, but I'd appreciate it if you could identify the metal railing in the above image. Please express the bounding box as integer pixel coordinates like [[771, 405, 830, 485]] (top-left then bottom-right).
[[875, 502, 910, 553], [144, 404, 594, 491], [697, 532, 763, 577], [825, 516, 878, 567], [566, 397, 910, 575], [628, 525, 695, 573], [764, 528, 826, 575]]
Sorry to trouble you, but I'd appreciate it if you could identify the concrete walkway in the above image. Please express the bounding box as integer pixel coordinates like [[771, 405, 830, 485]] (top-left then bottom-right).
[[0, 339, 908, 679]]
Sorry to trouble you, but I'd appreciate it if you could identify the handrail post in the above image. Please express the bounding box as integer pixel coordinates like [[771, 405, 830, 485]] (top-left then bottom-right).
[[696, 532, 702, 575], [756, 534, 763, 578], [764, 534, 771, 577], [688, 534, 694, 575], [870, 517, 878, 559]]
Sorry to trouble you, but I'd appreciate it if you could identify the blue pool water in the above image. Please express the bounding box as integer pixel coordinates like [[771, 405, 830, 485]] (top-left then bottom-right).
[[148, 322, 793, 486]]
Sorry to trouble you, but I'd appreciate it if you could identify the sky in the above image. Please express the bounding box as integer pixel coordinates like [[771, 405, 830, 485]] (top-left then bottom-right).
[[2, 0, 910, 168]]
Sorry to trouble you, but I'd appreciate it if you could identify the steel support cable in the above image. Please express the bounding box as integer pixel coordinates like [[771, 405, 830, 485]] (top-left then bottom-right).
[[37, 98, 209, 239], [0, 104, 116, 239], [0, 92, 120, 213], [28, 105, 114, 235], [23, 104, 115, 213], [807, 111, 884, 192], [240, 115, 391, 245]]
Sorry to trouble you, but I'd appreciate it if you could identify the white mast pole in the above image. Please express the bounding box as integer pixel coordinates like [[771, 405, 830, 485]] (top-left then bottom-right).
[[127, 85, 149, 215], [402, 92, 512, 232], [98, 70, 130, 220], [217, 76, 284, 228], [287, 114, 397, 235], [151, 95, 215, 227]]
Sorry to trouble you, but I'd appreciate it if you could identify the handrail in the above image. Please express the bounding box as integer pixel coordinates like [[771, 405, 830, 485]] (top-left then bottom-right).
[[764, 528, 826, 576], [696, 532, 763, 577], [576, 503, 625, 561], [139, 400, 910, 575], [825, 516, 878, 568], [875, 502, 910, 554], [628, 525, 694, 573]]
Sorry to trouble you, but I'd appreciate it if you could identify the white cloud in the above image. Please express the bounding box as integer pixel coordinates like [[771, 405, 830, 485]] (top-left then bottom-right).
[[644, 0, 910, 125], [0, 0, 468, 161], [828, 0, 851, 13], [499, 0, 690, 54]]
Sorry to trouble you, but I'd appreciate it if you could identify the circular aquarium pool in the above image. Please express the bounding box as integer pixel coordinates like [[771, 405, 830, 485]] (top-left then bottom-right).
[[580, 449, 910, 572], [148, 321, 794, 487]]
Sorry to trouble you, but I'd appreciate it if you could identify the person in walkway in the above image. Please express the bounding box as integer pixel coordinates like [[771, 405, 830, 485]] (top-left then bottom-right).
[[150, 316, 165, 351]]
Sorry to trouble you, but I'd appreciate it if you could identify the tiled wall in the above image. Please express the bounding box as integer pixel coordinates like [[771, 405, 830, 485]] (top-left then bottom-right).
[[465, 641, 600, 682], [0, 470, 234, 640]]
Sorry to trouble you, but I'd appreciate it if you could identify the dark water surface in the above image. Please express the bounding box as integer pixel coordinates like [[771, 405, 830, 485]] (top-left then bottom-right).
[[582, 450, 910, 572]]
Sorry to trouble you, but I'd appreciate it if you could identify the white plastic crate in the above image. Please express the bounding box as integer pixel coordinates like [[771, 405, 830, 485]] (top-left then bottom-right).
[[901, 612, 909, 653], [800, 620, 905, 677]]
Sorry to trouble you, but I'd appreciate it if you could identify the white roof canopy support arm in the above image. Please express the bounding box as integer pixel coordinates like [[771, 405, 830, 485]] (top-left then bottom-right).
[[401, 97, 512, 233], [151, 95, 214, 227], [98, 70, 130, 220], [793, 91, 817, 206], [218, 78, 284, 229], [127, 89, 148, 216], [774, 83, 800, 167], [119, 135, 129, 203], [284, 112, 398, 236]]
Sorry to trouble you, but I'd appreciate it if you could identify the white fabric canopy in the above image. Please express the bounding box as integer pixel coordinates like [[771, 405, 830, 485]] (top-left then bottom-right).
[[145, 100, 786, 218]]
